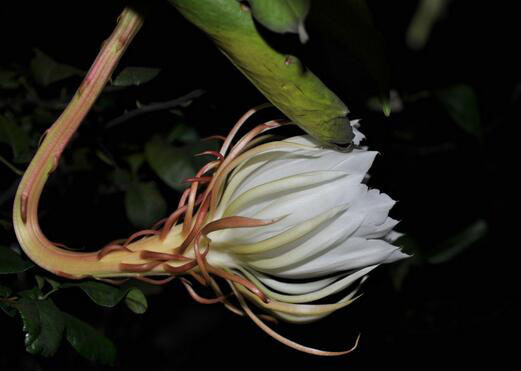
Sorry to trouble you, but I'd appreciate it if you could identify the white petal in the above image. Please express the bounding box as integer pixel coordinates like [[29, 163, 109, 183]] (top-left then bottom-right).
[[264, 238, 404, 278]]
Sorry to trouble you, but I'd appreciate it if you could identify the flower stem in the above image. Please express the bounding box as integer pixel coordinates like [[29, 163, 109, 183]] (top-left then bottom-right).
[[12, 7, 143, 278]]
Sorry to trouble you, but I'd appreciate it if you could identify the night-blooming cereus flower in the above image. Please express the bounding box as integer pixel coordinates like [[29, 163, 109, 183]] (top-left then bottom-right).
[[14, 106, 407, 356]]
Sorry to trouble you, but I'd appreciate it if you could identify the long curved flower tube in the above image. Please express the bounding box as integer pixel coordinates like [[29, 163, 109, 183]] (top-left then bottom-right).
[[11, 9, 407, 355]]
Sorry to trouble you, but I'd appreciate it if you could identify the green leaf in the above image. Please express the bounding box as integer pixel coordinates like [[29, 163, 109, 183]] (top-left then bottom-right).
[[244, 0, 311, 43], [63, 312, 117, 366], [167, 123, 199, 144], [125, 181, 167, 228], [61, 281, 127, 308], [435, 84, 482, 139], [126, 153, 145, 175], [0, 114, 32, 163], [125, 288, 148, 314], [145, 136, 196, 191], [112, 67, 160, 87], [428, 220, 488, 264], [30, 49, 83, 86], [0, 245, 34, 274], [170, 0, 352, 145], [15, 291, 65, 357]]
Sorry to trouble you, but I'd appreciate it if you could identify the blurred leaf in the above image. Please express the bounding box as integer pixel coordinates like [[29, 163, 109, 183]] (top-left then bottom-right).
[[63, 312, 117, 366], [244, 0, 311, 43], [125, 288, 148, 314], [406, 0, 449, 50], [126, 153, 145, 175], [61, 281, 127, 308], [30, 49, 83, 86], [435, 85, 482, 138], [0, 69, 20, 89], [0, 245, 34, 274], [145, 136, 195, 191], [15, 291, 65, 357], [112, 168, 133, 191], [167, 123, 199, 144], [125, 181, 167, 228], [429, 220, 488, 264], [112, 67, 160, 87], [0, 114, 32, 163]]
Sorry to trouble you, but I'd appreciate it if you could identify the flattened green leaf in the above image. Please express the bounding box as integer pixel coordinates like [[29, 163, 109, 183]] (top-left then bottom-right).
[[63, 312, 117, 366], [112, 67, 160, 87], [125, 288, 148, 314], [428, 220, 488, 264], [125, 181, 167, 228], [15, 293, 65, 357], [244, 0, 310, 42], [0, 114, 32, 163], [435, 84, 482, 138], [30, 49, 83, 86], [170, 0, 352, 145], [62, 281, 127, 308], [0, 245, 34, 274], [145, 136, 196, 191]]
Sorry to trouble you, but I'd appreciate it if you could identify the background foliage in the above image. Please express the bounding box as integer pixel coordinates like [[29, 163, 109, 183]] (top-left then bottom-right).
[[1, 0, 518, 369]]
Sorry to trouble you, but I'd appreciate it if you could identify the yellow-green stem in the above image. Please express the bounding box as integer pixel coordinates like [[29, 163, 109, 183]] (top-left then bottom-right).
[[12, 7, 144, 278]]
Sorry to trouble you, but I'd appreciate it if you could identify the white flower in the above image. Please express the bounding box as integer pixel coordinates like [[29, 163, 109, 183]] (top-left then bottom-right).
[[15, 107, 408, 355], [202, 121, 407, 323]]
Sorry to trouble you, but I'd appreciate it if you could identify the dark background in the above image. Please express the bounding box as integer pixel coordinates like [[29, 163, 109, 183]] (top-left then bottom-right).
[[1, 0, 519, 369]]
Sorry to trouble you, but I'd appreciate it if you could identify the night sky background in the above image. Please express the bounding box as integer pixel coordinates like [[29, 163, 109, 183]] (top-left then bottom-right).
[[1, 1, 519, 369]]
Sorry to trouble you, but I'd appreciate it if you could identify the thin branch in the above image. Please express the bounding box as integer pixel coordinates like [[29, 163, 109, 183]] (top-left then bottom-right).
[[105, 89, 205, 128]]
